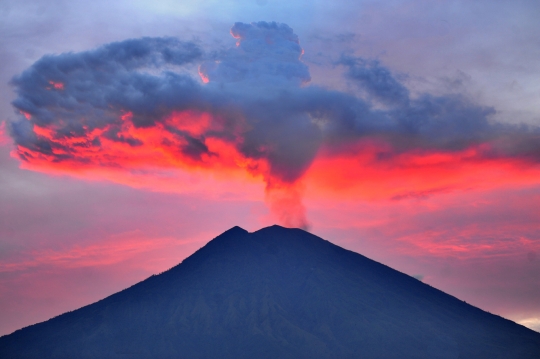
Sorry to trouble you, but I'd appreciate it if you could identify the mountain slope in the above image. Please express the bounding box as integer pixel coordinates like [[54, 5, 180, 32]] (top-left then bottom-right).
[[1, 225, 539, 358]]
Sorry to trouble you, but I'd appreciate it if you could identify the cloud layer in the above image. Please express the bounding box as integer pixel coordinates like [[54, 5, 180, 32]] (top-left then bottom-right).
[[8, 21, 540, 227]]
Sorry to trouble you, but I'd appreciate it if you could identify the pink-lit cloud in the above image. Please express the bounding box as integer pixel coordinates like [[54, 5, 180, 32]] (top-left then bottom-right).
[[0, 122, 9, 145]]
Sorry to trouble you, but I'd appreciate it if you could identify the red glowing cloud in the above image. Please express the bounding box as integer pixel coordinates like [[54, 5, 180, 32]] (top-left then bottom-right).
[[305, 143, 540, 202], [22, 110, 245, 173], [15, 110, 266, 201], [47, 81, 64, 90]]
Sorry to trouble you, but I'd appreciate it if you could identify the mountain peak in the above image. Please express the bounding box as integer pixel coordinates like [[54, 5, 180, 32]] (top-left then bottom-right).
[[224, 225, 248, 234], [1, 226, 539, 358], [254, 224, 306, 234]]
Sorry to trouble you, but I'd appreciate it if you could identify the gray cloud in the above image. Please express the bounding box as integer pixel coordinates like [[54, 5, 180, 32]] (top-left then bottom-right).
[[340, 56, 410, 107], [201, 22, 310, 86]]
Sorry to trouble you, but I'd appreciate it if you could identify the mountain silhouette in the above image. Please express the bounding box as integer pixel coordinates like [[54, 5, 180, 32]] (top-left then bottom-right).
[[1, 225, 539, 358]]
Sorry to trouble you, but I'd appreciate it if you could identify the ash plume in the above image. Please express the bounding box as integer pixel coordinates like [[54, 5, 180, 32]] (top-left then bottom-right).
[[8, 21, 540, 226]]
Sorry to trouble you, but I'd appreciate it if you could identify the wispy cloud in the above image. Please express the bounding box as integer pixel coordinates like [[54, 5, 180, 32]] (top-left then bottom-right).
[[0, 231, 196, 274]]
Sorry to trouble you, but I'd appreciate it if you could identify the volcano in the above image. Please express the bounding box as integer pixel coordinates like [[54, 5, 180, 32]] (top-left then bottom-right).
[[1, 225, 539, 358]]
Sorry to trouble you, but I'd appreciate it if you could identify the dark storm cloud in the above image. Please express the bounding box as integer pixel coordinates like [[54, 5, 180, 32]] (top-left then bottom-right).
[[11, 36, 202, 129], [340, 56, 410, 106], [9, 37, 208, 161], [340, 55, 495, 142], [340, 55, 540, 155], [8, 21, 540, 184], [201, 22, 311, 86]]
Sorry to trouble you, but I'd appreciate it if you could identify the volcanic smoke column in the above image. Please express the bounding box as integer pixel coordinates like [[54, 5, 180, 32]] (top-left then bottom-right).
[[199, 22, 317, 228]]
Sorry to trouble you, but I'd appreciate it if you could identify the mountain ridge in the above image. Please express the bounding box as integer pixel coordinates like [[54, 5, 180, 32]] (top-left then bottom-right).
[[1, 225, 539, 358]]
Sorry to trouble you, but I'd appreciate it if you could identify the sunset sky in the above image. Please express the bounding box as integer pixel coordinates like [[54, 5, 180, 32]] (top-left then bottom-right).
[[1, 0, 540, 335]]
